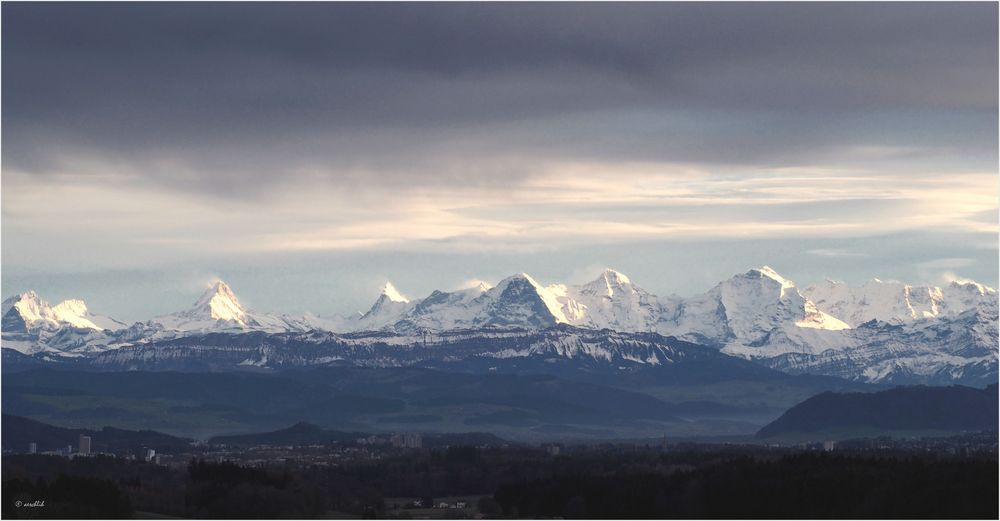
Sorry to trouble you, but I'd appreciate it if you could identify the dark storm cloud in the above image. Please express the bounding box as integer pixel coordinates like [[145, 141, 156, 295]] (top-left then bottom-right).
[[3, 2, 997, 192]]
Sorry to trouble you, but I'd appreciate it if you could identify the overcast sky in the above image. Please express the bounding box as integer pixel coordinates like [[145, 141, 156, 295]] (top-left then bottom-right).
[[3, 3, 998, 321]]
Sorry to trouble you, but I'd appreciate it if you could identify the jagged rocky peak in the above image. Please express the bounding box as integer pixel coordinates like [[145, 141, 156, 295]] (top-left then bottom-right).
[[718, 266, 800, 303], [464, 280, 493, 293], [566, 269, 660, 331], [743, 266, 795, 288], [3, 290, 40, 306], [601, 268, 631, 284], [714, 266, 802, 307], [1, 291, 124, 333], [481, 273, 568, 326], [581, 269, 635, 298], [2, 290, 48, 321], [947, 279, 996, 297], [379, 282, 409, 303], [191, 280, 248, 324], [491, 273, 549, 300], [573, 269, 640, 300], [360, 281, 415, 325], [2, 290, 50, 332], [493, 273, 556, 300], [497, 272, 540, 286]]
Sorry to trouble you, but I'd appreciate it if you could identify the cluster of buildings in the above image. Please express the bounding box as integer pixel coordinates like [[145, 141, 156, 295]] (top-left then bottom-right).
[[24, 434, 92, 458], [835, 432, 999, 456], [16, 429, 439, 470], [357, 432, 423, 449], [390, 432, 423, 449], [185, 443, 395, 469], [404, 499, 470, 510], [796, 440, 837, 452], [21, 434, 167, 464], [763, 432, 1000, 457]]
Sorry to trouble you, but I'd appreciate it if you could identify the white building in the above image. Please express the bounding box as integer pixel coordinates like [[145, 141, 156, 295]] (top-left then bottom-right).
[[390, 433, 422, 449]]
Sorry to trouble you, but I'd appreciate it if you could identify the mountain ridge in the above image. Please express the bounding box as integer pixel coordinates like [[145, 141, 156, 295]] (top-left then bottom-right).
[[3, 267, 996, 385], [756, 384, 999, 441]]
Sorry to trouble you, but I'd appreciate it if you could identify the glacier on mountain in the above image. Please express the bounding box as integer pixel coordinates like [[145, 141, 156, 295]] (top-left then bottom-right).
[[657, 267, 849, 348], [803, 277, 997, 327]]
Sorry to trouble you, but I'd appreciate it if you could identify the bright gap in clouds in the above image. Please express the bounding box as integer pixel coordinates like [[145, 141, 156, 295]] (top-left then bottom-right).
[[3, 162, 996, 269]]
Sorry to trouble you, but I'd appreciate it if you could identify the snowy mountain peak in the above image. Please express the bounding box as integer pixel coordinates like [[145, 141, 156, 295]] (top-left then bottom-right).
[[50, 299, 99, 330], [51, 299, 126, 331], [359, 282, 415, 327], [601, 268, 631, 284], [380, 282, 409, 303], [1, 291, 125, 335], [746, 266, 793, 288], [3, 291, 47, 323], [554, 269, 658, 331], [2, 291, 54, 333], [194, 280, 235, 305], [581, 269, 635, 299], [486, 273, 568, 325], [662, 266, 848, 345], [948, 279, 996, 296], [52, 298, 88, 316], [3, 290, 40, 305], [143, 281, 316, 335], [191, 280, 248, 324], [940, 279, 997, 317], [803, 276, 996, 328], [468, 280, 493, 292], [502, 272, 537, 284], [862, 278, 907, 290], [494, 273, 556, 297]]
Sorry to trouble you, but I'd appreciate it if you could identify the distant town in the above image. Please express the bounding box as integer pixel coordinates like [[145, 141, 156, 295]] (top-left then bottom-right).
[[9, 429, 998, 467], [4, 429, 997, 518]]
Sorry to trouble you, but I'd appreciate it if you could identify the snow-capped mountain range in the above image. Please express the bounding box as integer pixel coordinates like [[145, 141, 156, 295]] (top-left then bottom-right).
[[2, 291, 126, 333], [3, 267, 996, 384]]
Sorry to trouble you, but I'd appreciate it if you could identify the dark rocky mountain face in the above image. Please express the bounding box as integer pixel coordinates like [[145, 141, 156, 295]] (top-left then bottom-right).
[[23, 326, 780, 382], [2, 326, 876, 441]]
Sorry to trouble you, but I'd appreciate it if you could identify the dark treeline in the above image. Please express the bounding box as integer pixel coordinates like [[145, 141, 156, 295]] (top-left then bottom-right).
[[2, 447, 997, 519], [3, 475, 132, 519], [495, 453, 998, 518], [2, 455, 182, 519]]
